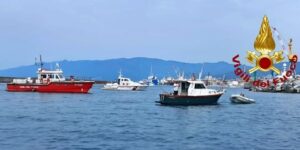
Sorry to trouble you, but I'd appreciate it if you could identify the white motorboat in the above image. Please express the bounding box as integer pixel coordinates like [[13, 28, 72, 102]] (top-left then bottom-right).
[[102, 72, 147, 91], [230, 94, 255, 104]]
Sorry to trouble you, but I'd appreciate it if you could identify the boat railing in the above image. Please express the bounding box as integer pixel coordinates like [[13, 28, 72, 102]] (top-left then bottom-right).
[[66, 76, 92, 81], [13, 78, 33, 84]]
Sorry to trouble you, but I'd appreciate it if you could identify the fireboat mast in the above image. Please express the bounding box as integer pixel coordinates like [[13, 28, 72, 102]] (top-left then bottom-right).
[[39, 54, 44, 70]]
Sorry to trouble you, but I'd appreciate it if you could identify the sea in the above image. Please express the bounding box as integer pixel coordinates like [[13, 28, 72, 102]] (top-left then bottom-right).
[[0, 83, 300, 150]]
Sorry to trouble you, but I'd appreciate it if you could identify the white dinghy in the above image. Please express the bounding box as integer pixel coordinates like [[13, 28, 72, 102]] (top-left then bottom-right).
[[230, 94, 255, 104]]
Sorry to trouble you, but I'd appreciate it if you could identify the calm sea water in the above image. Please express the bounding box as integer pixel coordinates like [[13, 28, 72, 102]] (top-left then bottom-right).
[[0, 83, 300, 150]]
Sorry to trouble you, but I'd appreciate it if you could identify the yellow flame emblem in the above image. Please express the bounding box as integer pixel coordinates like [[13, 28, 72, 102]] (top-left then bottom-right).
[[247, 16, 284, 74]]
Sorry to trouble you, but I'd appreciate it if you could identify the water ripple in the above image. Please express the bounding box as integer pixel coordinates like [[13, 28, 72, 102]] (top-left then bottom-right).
[[0, 84, 300, 149]]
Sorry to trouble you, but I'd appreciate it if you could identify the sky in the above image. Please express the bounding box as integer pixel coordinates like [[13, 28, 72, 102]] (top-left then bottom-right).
[[0, 0, 300, 69]]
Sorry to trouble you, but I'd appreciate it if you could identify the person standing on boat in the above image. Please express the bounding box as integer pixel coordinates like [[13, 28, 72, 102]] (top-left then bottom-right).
[[173, 83, 179, 95], [70, 76, 75, 82]]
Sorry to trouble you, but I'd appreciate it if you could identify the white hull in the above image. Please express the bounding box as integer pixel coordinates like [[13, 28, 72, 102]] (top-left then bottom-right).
[[230, 94, 255, 104], [103, 73, 148, 91], [102, 85, 147, 91]]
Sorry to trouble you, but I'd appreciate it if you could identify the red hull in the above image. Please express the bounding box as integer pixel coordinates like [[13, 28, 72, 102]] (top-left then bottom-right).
[[6, 81, 94, 93]]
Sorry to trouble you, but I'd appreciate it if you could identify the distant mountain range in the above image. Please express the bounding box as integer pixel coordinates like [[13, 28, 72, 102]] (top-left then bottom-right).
[[0, 57, 298, 81]]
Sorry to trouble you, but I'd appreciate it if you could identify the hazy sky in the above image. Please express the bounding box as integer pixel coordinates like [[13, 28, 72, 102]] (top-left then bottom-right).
[[0, 0, 299, 69]]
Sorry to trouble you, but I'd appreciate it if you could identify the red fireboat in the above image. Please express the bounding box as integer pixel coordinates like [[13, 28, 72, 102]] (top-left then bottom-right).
[[6, 56, 94, 93]]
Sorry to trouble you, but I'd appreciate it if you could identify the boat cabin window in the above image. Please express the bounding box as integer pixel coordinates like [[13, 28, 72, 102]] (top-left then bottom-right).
[[55, 75, 59, 79], [49, 74, 54, 79], [41, 74, 47, 78], [124, 79, 128, 81], [195, 83, 205, 89]]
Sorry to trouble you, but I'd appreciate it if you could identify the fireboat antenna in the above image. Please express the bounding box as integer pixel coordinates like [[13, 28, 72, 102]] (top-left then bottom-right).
[[39, 54, 44, 69]]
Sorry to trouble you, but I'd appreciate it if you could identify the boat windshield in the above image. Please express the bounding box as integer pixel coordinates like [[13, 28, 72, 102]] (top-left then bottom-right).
[[49, 74, 54, 78], [195, 83, 205, 89], [58, 74, 63, 79]]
